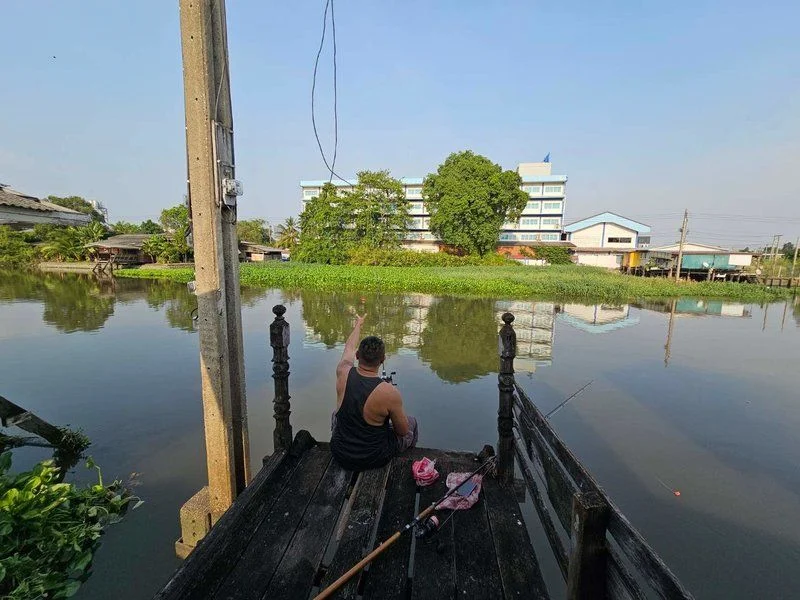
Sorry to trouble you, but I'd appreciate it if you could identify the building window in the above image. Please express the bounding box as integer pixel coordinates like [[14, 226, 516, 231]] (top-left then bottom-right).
[[607, 237, 632, 243], [541, 233, 559, 241], [410, 217, 424, 229], [521, 233, 540, 241], [543, 185, 563, 194], [525, 201, 540, 212], [522, 184, 542, 195], [303, 189, 319, 198], [406, 187, 422, 198], [542, 217, 561, 226], [410, 201, 424, 213], [542, 201, 562, 212], [500, 233, 519, 241], [520, 217, 540, 227]]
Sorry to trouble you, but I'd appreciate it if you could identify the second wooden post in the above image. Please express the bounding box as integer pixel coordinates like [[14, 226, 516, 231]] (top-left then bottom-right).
[[270, 305, 293, 451]]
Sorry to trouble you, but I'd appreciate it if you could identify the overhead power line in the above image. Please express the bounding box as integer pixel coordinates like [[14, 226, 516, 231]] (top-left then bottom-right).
[[311, 0, 353, 186]]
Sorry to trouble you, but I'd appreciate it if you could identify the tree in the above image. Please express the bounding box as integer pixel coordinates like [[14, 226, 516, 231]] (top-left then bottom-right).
[[0, 226, 35, 267], [296, 171, 409, 263], [159, 204, 190, 234], [40, 228, 85, 261], [140, 220, 164, 234], [111, 221, 140, 234], [349, 170, 409, 250], [296, 183, 356, 263], [275, 217, 300, 250], [46, 196, 105, 222], [782, 241, 796, 260], [141, 235, 168, 263], [237, 218, 272, 244], [423, 151, 528, 256]]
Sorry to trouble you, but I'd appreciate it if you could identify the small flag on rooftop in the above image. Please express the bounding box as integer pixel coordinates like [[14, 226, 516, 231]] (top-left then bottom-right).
[[543, 152, 551, 163]]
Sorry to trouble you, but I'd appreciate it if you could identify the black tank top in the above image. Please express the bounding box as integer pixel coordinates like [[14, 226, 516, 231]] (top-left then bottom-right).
[[331, 368, 398, 471]]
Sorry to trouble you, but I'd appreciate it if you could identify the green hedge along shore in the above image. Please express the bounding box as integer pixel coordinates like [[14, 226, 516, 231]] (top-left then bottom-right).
[[115, 263, 792, 302]]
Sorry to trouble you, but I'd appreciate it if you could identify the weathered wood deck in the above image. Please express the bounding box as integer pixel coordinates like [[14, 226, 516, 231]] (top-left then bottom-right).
[[156, 431, 548, 600]]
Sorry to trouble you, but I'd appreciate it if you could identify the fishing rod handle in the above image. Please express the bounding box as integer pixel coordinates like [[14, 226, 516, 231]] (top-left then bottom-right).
[[314, 531, 402, 599]]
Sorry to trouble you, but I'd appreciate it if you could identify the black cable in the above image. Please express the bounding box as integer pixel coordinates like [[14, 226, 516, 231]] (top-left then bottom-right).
[[330, 0, 338, 181], [311, 0, 353, 186]]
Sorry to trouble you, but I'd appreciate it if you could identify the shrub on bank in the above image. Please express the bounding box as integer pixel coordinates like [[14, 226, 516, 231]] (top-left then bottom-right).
[[347, 247, 517, 267]]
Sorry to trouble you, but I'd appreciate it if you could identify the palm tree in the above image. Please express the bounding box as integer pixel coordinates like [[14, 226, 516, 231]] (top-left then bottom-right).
[[275, 217, 299, 250]]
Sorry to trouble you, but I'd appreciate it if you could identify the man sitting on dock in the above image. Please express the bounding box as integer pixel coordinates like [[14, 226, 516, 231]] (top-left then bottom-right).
[[331, 314, 418, 471]]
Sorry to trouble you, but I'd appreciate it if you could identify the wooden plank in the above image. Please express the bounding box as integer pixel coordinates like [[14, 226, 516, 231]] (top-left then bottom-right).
[[483, 474, 550, 599], [566, 491, 610, 600], [516, 408, 576, 534], [514, 435, 568, 580], [213, 445, 333, 600], [361, 456, 417, 600], [607, 548, 646, 600], [607, 512, 694, 600], [262, 460, 352, 600], [320, 466, 391, 599], [0, 395, 65, 446], [452, 476, 503, 598], [410, 453, 461, 600], [155, 431, 316, 600]]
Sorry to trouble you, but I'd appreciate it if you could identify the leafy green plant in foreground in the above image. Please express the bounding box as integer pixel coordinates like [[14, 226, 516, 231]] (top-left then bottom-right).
[[0, 451, 140, 599]]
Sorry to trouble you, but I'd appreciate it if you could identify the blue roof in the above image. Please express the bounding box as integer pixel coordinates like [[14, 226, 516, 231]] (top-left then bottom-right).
[[563, 212, 650, 234], [520, 175, 568, 184], [300, 177, 424, 187]]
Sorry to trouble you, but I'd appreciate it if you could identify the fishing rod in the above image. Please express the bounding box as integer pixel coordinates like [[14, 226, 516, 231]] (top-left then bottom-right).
[[544, 380, 593, 419], [314, 454, 497, 600]]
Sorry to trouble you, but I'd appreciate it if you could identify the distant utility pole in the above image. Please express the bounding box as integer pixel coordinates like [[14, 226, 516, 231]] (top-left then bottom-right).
[[179, 0, 249, 525], [773, 234, 782, 265], [791, 237, 799, 279], [675, 209, 689, 281]]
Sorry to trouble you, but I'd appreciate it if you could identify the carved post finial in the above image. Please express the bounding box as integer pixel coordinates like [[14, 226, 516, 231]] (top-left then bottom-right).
[[497, 312, 516, 484], [270, 304, 292, 451]]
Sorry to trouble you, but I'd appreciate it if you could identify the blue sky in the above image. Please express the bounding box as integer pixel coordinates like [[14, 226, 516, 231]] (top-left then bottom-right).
[[2, 0, 799, 247]]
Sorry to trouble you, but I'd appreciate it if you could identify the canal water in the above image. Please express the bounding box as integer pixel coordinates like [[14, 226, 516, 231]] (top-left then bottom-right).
[[1, 271, 799, 599]]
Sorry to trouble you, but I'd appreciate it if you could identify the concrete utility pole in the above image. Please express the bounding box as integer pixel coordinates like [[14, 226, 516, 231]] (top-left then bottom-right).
[[791, 237, 799, 279], [675, 209, 688, 281], [773, 234, 782, 265], [178, 0, 249, 541]]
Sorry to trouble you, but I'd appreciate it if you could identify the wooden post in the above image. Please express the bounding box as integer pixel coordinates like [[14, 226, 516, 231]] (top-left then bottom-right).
[[497, 312, 516, 485], [179, 0, 249, 522], [566, 491, 610, 600], [270, 305, 293, 451]]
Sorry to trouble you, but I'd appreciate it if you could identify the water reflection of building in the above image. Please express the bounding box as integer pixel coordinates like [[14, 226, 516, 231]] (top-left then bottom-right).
[[559, 303, 640, 334], [495, 301, 556, 373], [399, 294, 434, 352]]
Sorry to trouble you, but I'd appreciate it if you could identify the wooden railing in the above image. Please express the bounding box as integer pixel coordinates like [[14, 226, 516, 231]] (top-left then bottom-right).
[[497, 312, 693, 599]]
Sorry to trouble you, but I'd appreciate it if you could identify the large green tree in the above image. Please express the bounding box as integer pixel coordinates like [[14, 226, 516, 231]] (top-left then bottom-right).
[[237, 218, 272, 245], [423, 151, 528, 256], [296, 183, 355, 263], [46, 196, 105, 223], [296, 171, 409, 263], [0, 226, 35, 267], [349, 170, 410, 250], [159, 204, 190, 234], [158, 204, 191, 262]]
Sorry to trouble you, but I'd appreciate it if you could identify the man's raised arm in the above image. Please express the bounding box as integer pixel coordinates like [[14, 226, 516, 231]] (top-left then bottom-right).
[[337, 314, 366, 379]]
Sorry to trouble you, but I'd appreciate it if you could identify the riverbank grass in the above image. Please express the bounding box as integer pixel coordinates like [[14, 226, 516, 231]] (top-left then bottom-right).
[[115, 262, 792, 302]]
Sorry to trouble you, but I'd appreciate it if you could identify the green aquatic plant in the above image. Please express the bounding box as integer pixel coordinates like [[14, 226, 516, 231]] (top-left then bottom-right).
[[117, 262, 793, 302], [0, 452, 141, 599]]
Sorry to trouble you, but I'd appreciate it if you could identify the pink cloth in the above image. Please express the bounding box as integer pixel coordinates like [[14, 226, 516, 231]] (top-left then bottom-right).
[[436, 472, 483, 510], [412, 457, 439, 486]]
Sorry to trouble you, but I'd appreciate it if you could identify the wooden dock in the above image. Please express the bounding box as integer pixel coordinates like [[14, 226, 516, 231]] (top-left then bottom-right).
[[156, 433, 546, 600], [155, 308, 694, 600]]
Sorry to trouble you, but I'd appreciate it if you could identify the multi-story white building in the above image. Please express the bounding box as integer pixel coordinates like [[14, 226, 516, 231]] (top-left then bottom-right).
[[299, 160, 567, 252]]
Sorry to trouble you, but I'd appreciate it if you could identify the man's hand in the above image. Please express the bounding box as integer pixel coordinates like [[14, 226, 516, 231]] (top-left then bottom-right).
[[354, 313, 366, 328]]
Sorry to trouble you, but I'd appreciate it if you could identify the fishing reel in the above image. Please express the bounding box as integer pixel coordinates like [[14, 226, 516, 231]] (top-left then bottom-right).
[[381, 367, 397, 385]]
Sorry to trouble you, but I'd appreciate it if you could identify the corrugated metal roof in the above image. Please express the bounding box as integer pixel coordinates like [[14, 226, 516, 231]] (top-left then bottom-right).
[[564, 212, 651, 234], [85, 234, 154, 250], [0, 186, 84, 214]]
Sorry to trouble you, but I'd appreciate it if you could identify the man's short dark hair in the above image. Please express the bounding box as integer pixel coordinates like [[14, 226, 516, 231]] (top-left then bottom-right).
[[357, 336, 385, 368]]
